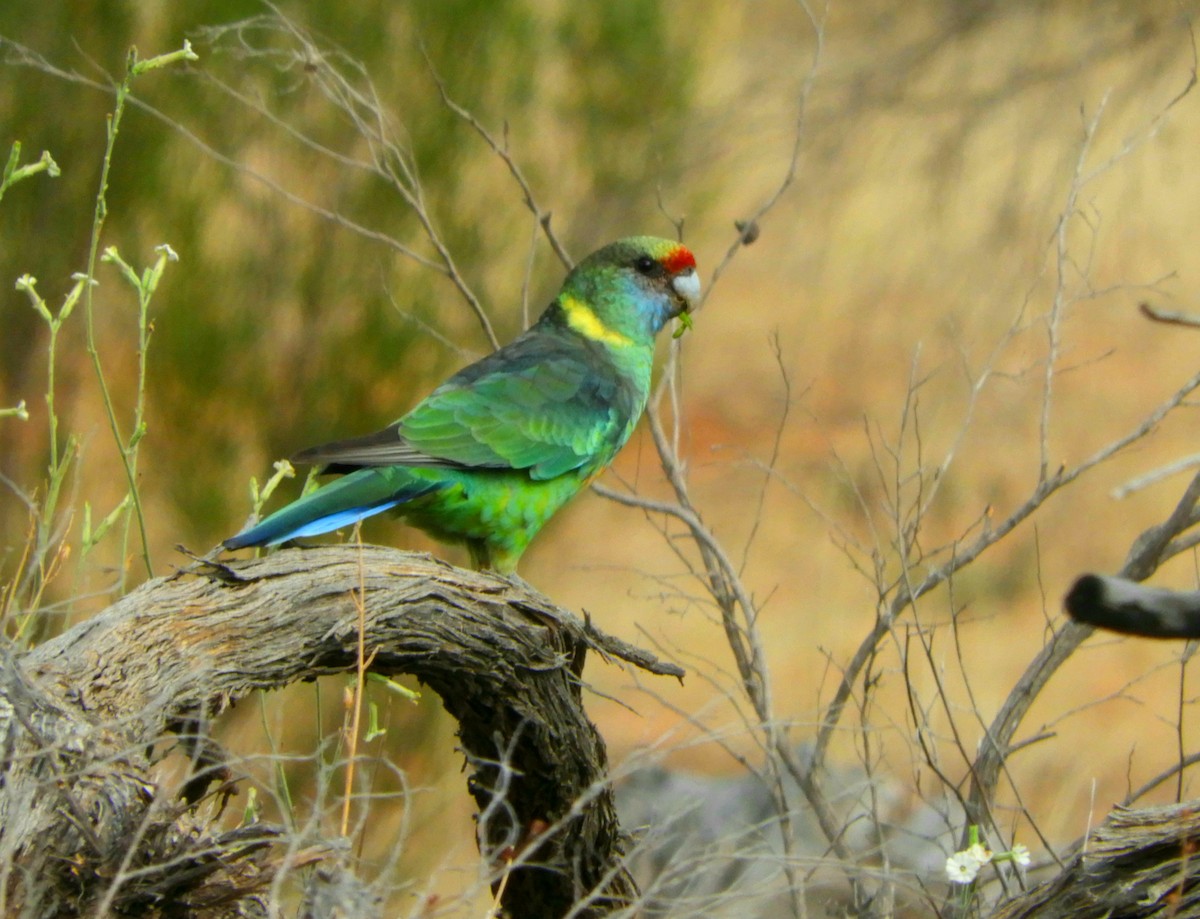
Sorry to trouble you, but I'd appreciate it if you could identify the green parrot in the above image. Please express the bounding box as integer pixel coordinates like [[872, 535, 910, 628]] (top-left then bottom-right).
[[224, 236, 700, 573]]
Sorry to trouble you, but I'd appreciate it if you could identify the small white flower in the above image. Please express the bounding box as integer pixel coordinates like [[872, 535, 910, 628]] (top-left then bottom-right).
[[946, 840, 994, 885], [945, 851, 981, 884], [1010, 843, 1031, 867]]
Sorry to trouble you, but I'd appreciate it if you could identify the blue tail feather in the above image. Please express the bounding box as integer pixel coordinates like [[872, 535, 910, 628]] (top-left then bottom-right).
[[223, 469, 442, 550], [224, 499, 403, 549]]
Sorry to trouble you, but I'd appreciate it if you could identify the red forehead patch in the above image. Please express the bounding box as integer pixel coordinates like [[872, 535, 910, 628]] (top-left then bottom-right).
[[661, 245, 696, 274]]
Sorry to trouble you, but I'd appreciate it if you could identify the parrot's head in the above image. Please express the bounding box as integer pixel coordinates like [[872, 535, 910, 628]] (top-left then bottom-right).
[[560, 236, 700, 345]]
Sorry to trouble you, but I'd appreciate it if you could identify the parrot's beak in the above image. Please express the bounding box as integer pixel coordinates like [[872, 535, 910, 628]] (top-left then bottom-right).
[[670, 267, 701, 317]]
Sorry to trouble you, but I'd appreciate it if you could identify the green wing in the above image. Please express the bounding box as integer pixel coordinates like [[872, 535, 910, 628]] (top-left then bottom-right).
[[293, 330, 638, 481]]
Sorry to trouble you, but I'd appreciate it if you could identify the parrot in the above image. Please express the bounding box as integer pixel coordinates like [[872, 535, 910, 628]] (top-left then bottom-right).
[[223, 236, 700, 574]]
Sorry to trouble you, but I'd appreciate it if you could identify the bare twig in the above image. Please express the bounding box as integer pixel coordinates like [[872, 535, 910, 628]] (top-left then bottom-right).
[[424, 51, 573, 273]]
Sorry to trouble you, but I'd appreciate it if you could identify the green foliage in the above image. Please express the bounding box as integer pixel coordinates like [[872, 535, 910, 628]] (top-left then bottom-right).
[[0, 141, 59, 203], [556, 4, 696, 203], [77, 44, 196, 584], [0, 144, 59, 426], [1, 43, 191, 635]]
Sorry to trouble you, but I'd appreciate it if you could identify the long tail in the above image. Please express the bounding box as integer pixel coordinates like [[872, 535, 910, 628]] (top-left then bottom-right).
[[224, 467, 441, 549]]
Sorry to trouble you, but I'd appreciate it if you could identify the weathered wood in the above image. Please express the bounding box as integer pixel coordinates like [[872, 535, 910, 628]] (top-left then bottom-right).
[[0, 545, 682, 918], [989, 802, 1200, 918]]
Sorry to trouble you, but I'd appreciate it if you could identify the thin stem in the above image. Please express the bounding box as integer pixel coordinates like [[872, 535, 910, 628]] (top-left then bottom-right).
[[340, 530, 372, 838], [81, 50, 152, 583]]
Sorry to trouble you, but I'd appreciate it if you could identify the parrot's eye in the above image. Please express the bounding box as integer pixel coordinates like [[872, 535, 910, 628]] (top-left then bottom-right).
[[634, 256, 658, 276]]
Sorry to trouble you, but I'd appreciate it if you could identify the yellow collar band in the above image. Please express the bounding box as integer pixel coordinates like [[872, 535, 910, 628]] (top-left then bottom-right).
[[560, 294, 633, 347]]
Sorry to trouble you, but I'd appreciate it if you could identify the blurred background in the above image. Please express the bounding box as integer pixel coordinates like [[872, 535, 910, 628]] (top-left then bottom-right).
[[4, 1, 1200, 914]]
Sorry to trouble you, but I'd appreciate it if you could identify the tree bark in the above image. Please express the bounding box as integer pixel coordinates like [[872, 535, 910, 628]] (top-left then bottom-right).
[[0, 545, 682, 918], [988, 802, 1200, 918]]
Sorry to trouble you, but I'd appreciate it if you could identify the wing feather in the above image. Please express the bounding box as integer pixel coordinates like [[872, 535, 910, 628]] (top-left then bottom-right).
[[293, 328, 635, 481]]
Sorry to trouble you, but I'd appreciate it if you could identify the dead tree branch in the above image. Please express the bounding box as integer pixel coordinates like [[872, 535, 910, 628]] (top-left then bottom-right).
[[0, 545, 681, 918], [988, 802, 1200, 919]]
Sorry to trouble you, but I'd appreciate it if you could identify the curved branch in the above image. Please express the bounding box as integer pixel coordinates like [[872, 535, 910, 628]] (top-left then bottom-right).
[[2, 546, 681, 918]]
